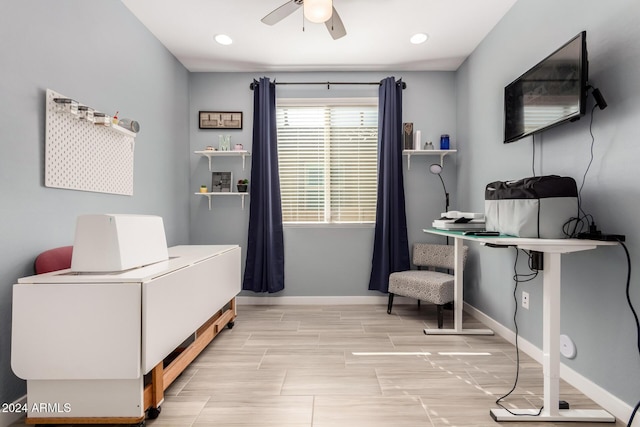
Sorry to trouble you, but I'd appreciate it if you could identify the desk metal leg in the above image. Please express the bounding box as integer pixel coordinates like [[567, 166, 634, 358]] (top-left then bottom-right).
[[424, 237, 493, 336], [490, 252, 615, 423]]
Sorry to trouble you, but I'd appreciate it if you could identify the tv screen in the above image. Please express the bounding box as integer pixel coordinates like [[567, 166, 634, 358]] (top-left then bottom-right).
[[504, 31, 588, 143]]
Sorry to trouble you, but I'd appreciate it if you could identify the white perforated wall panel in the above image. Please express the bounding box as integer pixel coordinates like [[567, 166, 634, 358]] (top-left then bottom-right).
[[45, 89, 135, 196]]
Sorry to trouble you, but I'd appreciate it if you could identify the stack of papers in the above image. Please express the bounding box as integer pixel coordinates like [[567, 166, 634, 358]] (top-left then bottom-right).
[[432, 211, 485, 231]]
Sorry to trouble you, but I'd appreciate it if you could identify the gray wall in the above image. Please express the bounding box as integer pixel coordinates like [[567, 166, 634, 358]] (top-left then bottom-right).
[[456, 0, 640, 406], [0, 1, 190, 406], [189, 71, 457, 297]]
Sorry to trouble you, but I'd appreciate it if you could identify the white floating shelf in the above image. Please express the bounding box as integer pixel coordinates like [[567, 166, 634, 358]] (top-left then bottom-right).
[[195, 192, 249, 210], [194, 150, 251, 170], [402, 149, 457, 170]]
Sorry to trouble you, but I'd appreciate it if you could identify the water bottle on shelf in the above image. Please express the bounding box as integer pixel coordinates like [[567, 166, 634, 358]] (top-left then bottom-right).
[[440, 134, 450, 150]]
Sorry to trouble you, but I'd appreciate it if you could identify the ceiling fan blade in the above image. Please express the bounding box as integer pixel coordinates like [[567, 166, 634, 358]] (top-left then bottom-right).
[[325, 7, 346, 39], [261, 0, 303, 25]]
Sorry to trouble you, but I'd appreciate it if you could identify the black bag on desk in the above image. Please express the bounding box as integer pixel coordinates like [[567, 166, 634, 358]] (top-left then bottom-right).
[[484, 175, 578, 239]]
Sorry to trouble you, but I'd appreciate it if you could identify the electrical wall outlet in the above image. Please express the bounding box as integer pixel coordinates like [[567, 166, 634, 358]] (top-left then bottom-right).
[[522, 291, 530, 309]]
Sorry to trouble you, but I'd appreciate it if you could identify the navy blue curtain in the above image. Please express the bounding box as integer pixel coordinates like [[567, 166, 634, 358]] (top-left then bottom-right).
[[242, 77, 285, 293], [368, 77, 410, 293]]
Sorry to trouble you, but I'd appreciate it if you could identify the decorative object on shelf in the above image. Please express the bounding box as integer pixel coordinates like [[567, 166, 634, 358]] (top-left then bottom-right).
[[199, 111, 243, 129], [237, 179, 249, 193], [211, 171, 233, 192], [111, 111, 119, 126], [93, 112, 111, 126], [77, 105, 94, 122], [440, 134, 450, 150], [234, 143, 244, 151], [199, 185, 208, 193], [53, 97, 79, 115], [414, 130, 422, 151], [403, 122, 413, 149], [118, 118, 140, 133], [218, 135, 231, 151]]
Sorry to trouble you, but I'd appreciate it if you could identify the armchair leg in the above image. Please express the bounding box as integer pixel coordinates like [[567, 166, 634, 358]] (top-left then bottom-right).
[[387, 293, 394, 314], [437, 304, 444, 329]]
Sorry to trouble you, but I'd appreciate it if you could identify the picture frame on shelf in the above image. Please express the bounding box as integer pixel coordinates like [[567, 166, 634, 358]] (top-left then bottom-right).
[[199, 111, 243, 129], [211, 171, 233, 192]]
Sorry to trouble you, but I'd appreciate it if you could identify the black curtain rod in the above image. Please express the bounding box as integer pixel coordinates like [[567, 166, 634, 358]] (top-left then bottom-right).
[[249, 81, 407, 90]]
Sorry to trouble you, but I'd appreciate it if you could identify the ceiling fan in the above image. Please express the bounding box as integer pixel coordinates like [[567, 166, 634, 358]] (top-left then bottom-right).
[[261, 0, 347, 40]]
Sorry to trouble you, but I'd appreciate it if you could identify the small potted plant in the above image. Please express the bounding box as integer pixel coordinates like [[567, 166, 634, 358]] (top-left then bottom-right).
[[237, 179, 249, 193], [199, 185, 208, 193]]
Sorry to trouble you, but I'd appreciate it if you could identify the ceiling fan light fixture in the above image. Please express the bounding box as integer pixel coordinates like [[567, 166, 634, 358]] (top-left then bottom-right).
[[410, 33, 429, 44], [303, 0, 333, 24], [214, 34, 233, 45]]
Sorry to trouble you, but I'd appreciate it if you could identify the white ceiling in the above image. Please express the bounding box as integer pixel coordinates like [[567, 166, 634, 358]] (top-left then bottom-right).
[[121, 0, 518, 72]]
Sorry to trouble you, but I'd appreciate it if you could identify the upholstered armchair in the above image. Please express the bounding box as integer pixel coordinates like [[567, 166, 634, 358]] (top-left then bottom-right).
[[387, 243, 468, 328]]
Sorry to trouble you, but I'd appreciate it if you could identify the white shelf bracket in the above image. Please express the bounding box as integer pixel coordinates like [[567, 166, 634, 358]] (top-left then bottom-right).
[[402, 150, 456, 171], [195, 193, 248, 211]]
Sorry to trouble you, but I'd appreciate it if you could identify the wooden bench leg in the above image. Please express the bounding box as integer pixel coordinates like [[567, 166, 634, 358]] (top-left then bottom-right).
[[387, 293, 394, 314], [437, 304, 444, 328]]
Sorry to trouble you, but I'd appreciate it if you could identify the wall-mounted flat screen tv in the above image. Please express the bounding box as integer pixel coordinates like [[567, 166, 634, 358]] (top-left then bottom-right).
[[504, 31, 588, 143]]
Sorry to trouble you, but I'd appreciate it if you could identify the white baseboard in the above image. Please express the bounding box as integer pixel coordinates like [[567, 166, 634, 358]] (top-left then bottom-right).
[[464, 302, 637, 425], [237, 295, 414, 305], [0, 394, 26, 427]]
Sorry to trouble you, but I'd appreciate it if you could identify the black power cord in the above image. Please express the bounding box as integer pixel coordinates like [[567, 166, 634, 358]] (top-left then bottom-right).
[[495, 248, 542, 416], [563, 103, 599, 238], [618, 240, 640, 427], [532, 133, 536, 177], [564, 86, 606, 238]]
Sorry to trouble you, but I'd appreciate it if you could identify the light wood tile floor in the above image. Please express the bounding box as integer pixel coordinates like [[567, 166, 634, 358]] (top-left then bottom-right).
[[11, 304, 627, 427]]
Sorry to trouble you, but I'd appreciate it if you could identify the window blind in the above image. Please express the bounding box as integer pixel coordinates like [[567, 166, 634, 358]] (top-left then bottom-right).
[[276, 99, 378, 223]]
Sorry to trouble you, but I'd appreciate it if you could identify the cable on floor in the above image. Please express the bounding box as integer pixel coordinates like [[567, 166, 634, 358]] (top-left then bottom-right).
[[495, 248, 543, 416]]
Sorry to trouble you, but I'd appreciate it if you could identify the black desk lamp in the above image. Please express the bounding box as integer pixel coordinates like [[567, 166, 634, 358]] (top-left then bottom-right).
[[430, 163, 450, 214]]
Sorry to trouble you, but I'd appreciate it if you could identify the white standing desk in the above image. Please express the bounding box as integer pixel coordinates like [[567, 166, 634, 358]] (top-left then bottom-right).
[[424, 228, 617, 423]]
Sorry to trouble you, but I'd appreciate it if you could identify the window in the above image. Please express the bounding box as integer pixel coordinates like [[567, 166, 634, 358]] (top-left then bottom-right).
[[276, 98, 378, 224]]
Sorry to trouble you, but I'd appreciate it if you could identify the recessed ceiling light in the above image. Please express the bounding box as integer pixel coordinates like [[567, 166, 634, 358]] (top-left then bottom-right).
[[410, 33, 429, 44], [214, 34, 233, 45]]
